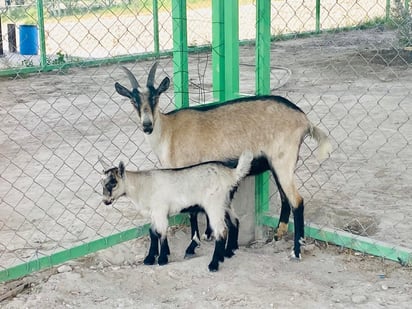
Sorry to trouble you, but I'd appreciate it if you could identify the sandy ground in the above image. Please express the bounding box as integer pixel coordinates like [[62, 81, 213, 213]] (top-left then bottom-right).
[[1, 225, 412, 308]]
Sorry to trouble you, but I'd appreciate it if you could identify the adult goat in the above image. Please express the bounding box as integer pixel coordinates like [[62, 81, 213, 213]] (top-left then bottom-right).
[[114, 62, 332, 259]]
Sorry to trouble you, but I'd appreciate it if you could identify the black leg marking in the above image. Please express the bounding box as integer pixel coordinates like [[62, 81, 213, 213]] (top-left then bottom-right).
[[189, 212, 200, 242], [208, 237, 226, 272], [144, 228, 159, 265], [185, 240, 199, 259], [292, 200, 305, 259], [158, 237, 170, 266], [225, 213, 239, 258], [185, 212, 201, 258], [204, 214, 213, 241]]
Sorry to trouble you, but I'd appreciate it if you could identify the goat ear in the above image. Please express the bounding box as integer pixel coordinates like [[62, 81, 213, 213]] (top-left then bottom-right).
[[118, 161, 125, 179], [115, 82, 133, 99], [157, 77, 170, 95]]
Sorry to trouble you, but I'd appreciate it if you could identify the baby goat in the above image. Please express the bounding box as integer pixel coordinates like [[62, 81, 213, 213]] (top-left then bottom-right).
[[101, 151, 253, 272], [114, 62, 332, 259]]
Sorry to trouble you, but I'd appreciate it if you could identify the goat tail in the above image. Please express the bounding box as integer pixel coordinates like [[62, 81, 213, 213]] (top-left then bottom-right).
[[309, 123, 333, 161], [235, 150, 254, 181]]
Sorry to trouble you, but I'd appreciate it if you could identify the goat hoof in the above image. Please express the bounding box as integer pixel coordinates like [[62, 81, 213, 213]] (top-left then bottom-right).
[[184, 253, 196, 259], [224, 250, 235, 258], [289, 251, 302, 261], [208, 261, 219, 272], [143, 255, 156, 265], [158, 256, 168, 266], [274, 223, 288, 241]]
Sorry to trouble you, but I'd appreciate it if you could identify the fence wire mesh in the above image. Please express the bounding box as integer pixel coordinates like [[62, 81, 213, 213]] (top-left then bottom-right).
[[1, 0, 411, 280]]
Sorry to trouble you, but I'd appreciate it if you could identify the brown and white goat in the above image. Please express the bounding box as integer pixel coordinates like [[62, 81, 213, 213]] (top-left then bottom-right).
[[114, 62, 332, 259]]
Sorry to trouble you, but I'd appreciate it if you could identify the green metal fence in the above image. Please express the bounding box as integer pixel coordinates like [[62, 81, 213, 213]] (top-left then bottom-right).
[[1, 0, 412, 284]]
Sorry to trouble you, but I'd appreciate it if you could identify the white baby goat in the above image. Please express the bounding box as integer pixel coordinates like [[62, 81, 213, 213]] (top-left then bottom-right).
[[101, 150, 253, 272]]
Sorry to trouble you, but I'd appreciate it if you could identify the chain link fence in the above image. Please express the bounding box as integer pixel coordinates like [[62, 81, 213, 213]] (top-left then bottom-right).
[[1, 0, 411, 282]]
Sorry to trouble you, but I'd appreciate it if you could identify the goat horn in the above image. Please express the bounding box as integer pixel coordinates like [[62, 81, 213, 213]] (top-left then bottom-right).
[[120, 66, 139, 90], [98, 156, 112, 172], [147, 61, 158, 87]]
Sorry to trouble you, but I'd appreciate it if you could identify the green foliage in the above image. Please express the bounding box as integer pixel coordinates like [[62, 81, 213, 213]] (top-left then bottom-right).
[[46, 51, 67, 66], [21, 59, 34, 67]]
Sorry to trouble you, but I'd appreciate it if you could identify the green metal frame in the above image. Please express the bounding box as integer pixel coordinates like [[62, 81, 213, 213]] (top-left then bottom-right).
[[212, 0, 239, 101], [153, 0, 160, 55], [172, 0, 189, 108], [262, 216, 412, 266], [255, 0, 271, 228]]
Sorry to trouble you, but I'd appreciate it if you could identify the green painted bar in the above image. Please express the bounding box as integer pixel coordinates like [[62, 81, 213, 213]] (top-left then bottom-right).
[[255, 0, 271, 226], [36, 0, 47, 68], [223, 0, 239, 100], [316, 0, 321, 33], [261, 215, 412, 266], [172, 0, 189, 108], [0, 215, 188, 283], [212, 0, 225, 101], [212, 0, 239, 101], [386, 0, 391, 21], [153, 0, 160, 55]]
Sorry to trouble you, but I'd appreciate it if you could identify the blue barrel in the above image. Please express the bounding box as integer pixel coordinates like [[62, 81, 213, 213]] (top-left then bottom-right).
[[19, 25, 38, 55]]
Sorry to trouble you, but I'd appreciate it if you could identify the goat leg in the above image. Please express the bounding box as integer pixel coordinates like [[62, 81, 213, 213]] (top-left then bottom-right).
[[291, 201, 305, 259], [184, 212, 201, 258], [158, 237, 170, 266], [144, 228, 159, 265], [208, 237, 226, 272]]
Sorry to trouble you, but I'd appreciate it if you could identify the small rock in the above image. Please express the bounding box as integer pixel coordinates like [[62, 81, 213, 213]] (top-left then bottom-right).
[[381, 284, 388, 290], [57, 265, 72, 273]]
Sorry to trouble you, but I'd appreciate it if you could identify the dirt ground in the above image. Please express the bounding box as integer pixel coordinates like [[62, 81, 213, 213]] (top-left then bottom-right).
[[1, 26, 412, 307], [2, 226, 412, 308]]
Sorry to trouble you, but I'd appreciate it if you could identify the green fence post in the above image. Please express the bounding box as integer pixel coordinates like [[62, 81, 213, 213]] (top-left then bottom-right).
[[212, 0, 224, 101], [172, 0, 189, 108], [316, 0, 321, 33], [255, 0, 271, 234], [212, 0, 239, 101], [153, 0, 160, 55], [386, 0, 391, 21], [36, 0, 47, 69]]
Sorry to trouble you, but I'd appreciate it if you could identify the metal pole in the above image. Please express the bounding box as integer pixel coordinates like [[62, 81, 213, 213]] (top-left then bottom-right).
[[153, 0, 159, 55], [255, 0, 271, 235], [212, 0, 224, 101], [316, 0, 321, 33], [212, 0, 239, 101], [172, 0, 189, 108], [36, 0, 47, 68], [386, 0, 391, 21]]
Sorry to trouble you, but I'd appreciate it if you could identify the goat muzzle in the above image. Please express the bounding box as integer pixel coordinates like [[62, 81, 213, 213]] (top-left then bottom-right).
[[142, 123, 153, 134], [103, 199, 113, 205]]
